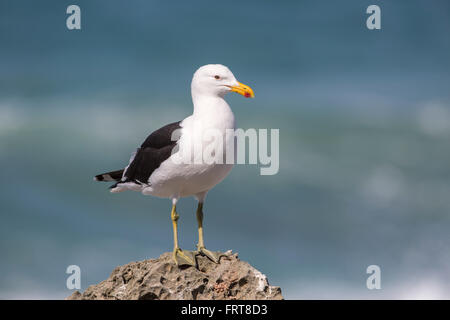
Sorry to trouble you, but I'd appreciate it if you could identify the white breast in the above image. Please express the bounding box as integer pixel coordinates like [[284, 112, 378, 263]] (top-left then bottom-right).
[[143, 97, 235, 198]]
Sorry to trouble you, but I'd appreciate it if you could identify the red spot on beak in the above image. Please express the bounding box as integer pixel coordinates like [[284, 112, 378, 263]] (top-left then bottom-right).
[[244, 92, 251, 98]]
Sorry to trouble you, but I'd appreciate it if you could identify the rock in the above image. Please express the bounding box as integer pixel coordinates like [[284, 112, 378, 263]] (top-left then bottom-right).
[[67, 250, 283, 300]]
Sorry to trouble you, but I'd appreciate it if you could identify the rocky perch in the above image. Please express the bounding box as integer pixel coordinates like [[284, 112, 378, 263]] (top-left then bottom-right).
[[67, 251, 282, 300]]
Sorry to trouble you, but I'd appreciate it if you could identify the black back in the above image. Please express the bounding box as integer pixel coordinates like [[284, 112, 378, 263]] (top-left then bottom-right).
[[121, 121, 181, 185]]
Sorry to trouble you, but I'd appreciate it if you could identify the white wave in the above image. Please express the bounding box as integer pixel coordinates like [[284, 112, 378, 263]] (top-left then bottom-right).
[[0, 102, 26, 133], [283, 277, 450, 300], [417, 101, 450, 136]]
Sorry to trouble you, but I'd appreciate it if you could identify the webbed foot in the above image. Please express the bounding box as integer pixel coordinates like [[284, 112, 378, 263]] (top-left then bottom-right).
[[196, 246, 225, 264], [172, 248, 196, 266]]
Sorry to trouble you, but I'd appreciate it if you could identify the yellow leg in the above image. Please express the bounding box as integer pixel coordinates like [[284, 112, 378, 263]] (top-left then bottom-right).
[[171, 204, 180, 249], [195, 202, 223, 263], [196, 203, 205, 248], [171, 204, 196, 266]]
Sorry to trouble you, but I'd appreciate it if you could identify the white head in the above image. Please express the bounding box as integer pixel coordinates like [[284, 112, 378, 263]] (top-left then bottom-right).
[[191, 64, 254, 99]]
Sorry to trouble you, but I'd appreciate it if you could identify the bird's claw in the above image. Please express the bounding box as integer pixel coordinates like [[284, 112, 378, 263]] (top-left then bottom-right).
[[196, 246, 224, 264], [172, 248, 196, 267]]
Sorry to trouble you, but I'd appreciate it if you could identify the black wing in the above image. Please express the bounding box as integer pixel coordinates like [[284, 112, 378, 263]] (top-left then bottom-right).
[[140, 121, 182, 149], [120, 121, 181, 185]]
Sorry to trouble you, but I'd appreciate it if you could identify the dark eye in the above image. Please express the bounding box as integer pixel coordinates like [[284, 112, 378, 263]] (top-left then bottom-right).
[[214, 75, 220, 80]]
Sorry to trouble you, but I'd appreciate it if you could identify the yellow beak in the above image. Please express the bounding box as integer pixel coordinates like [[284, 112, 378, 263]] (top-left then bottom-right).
[[229, 82, 255, 98]]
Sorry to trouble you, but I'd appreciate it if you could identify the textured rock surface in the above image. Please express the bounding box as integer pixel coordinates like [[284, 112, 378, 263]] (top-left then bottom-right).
[[67, 251, 282, 300]]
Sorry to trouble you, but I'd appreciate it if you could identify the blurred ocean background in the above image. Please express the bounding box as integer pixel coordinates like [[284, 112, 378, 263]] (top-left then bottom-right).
[[1, 0, 450, 299]]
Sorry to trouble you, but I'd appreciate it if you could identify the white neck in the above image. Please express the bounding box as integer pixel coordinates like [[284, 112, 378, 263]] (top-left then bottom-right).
[[191, 93, 235, 129]]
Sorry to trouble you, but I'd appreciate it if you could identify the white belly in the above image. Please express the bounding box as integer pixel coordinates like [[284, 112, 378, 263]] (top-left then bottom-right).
[[143, 160, 233, 198]]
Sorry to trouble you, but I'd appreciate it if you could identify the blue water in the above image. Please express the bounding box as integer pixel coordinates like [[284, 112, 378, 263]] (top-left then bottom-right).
[[1, 0, 450, 299]]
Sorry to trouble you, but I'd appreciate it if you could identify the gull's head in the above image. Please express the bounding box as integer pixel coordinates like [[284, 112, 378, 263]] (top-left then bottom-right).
[[191, 64, 254, 99]]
